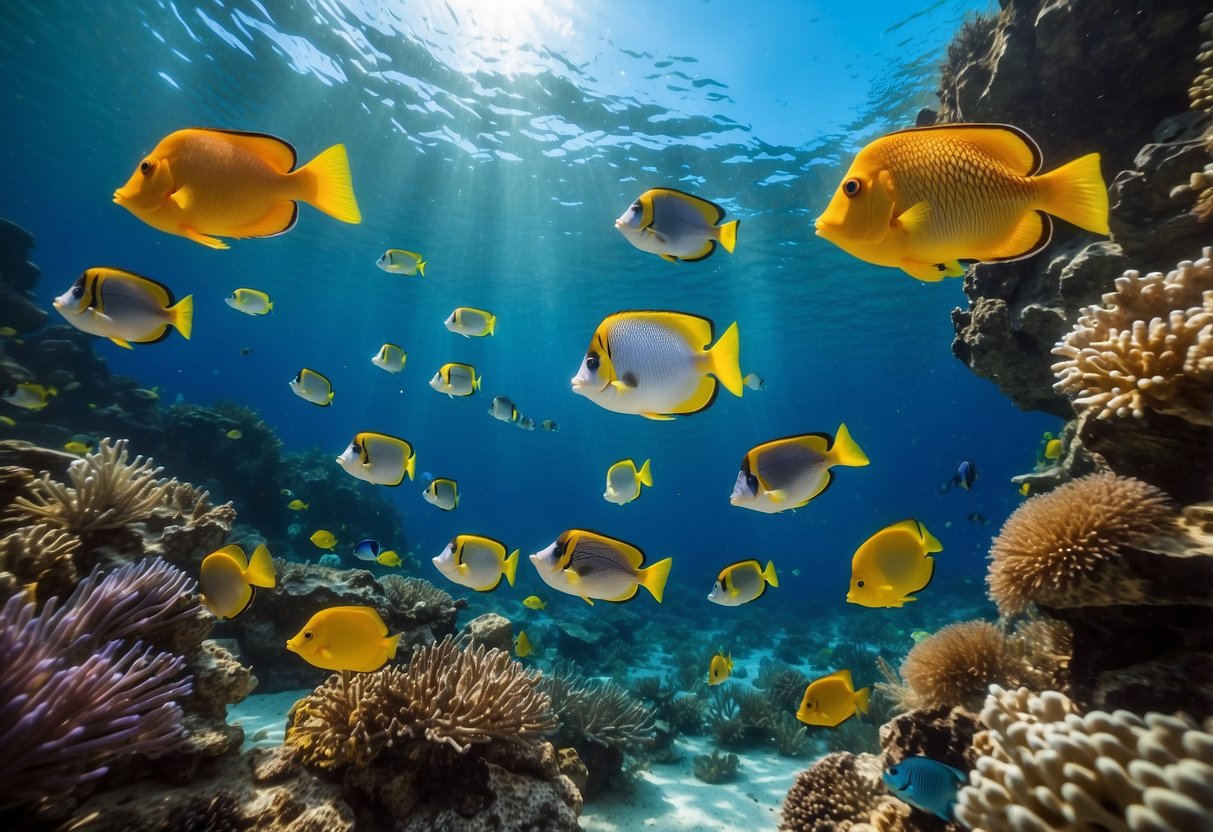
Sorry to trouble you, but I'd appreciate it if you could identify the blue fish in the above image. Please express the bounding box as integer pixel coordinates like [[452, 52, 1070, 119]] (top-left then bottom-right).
[[882, 756, 967, 820], [941, 460, 977, 493], [352, 538, 381, 562]]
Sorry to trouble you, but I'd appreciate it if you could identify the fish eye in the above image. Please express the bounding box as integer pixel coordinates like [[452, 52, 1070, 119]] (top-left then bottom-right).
[[352, 443, 361, 453], [140, 159, 153, 175], [888, 767, 898, 775], [72, 284, 84, 298], [303, 631, 313, 640], [857, 580, 865, 587], [630, 201, 641, 212], [585, 352, 600, 372], [843, 178, 862, 197]]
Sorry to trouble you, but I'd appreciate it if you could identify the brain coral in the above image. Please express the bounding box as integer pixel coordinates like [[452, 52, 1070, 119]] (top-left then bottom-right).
[[1051, 248, 1213, 425], [780, 752, 883, 832], [987, 472, 1174, 615], [955, 685, 1213, 831], [899, 620, 1028, 712]]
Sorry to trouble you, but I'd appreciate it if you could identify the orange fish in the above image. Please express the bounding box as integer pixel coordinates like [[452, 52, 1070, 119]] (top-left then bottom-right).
[[114, 128, 361, 249]]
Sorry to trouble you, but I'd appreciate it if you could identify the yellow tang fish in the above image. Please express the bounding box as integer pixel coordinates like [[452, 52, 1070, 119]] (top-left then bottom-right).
[[846, 519, 942, 609], [571, 310, 742, 420], [707, 559, 778, 606], [2, 382, 57, 410], [289, 368, 334, 407], [431, 534, 520, 592], [1044, 438, 1062, 460], [614, 188, 739, 262], [815, 124, 1109, 282], [287, 499, 309, 511], [708, 652, 733, 686], [796, 669, 871, 728], [0, 327, 16, 337], [310, 529, 337, 550], [422, 477, 459, 511], [114, 128, 361, 249], [522, 595, 547, 611], [604, 458, 652, 505], [335, 431, 416, 486], [225, 288, 273, 315], [429, 362, 481, 397], [377, 550, 402, 567], [286, 605, 401, 673], [64, 441, 92, 455], [376, 248, 426, 276], [200, 543, 276, 621], [53, 268, 193, 349], [371, 343, 407, 374], [1018, 482, 1031, 497], [445, 307, 497, 338], [730, 424, 870, 514], [528, 529, 672, 605], [515, 629, 534, 658], [0, 415, 17, 427]]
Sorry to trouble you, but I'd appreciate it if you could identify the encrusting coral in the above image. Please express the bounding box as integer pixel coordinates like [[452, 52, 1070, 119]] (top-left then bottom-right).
[[955, 685, 1213, 831], [1051, 249, 1213, 426], [987, 472, 1175, 615]]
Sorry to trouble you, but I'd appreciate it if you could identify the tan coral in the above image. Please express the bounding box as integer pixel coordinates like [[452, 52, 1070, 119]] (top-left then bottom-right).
[[780, 752, 885, 832], [10, 438, 178, 534], [987, 473, 1175, 615], [1051, 249, 1213, 425], [955, 685, 1213, 831], [899, 621, 1029, 712], [0, 522, 81, 598]]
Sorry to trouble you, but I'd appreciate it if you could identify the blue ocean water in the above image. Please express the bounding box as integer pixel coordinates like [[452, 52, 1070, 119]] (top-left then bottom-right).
[[1, 0, 1054, 624]]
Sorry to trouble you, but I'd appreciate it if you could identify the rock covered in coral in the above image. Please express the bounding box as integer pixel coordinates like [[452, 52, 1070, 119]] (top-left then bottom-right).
[[780, 752, 894, 832], [458, 611, 514, 653]]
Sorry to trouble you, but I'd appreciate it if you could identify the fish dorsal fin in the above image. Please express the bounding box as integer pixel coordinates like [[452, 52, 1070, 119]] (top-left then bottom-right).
[[651, 187, 726, 225], [610, 310, 715, 350], [888, 123, 1042, 176], [830, 668, 854, 689], [102, 267, 175, 309], [193, 127, 298, 173], [574, 529, 646, 570], [214, 543, 248, 570], [328, 605, 388, 637]]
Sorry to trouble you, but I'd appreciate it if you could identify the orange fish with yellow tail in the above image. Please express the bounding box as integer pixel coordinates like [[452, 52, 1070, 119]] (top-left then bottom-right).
[[114, 128, 361, 249], [814, 124, 1109, 282]]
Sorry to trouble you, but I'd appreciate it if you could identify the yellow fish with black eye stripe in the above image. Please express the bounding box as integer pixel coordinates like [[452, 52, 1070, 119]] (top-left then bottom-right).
[[335, 431, 415, 486], [615, 188, 739, 262], [708, 652, 733, 686], [53, 268, 193, 349]]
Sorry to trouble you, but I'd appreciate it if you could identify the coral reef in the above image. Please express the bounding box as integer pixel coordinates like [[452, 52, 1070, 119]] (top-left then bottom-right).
[[898, 621, 1028, 712], [955, 686, 1213, 830], [0, 521, 80, 601], [693, 749, 740, 784], [780, 752, 898, 832]]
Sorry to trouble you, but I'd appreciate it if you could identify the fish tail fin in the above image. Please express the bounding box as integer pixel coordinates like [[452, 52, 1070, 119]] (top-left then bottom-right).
[[418, 260, 427, 277], [1035, 152, 1109, 235], [707, 321, 743, 397], [487, 315, 496, 336], [829, 423, 870, 467], [474, 375, 482, 391], [386, 631, 402, 660], [406, 453, 416, 481], [504, 549, 520, 587], [297, 144, 362, 224], [717, 219, 739, 253], [170, 294, 194, 340], [762, 560, 779, 588], [638, 458, 653, 487], [855, 686, 871, 715], [246, 543, 276, 588], [640, 557, 674, 603]]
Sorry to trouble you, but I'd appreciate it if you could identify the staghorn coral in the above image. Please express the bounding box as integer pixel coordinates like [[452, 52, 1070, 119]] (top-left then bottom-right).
[[1051, 249, 1213, 425], [693, 749, 740, 784], [11, 438, 179, 534], [987, 472, 1175, 615], [955, 685, 1213, 831], [780, 752, 885, 832], [899, 620, 1030, 712]]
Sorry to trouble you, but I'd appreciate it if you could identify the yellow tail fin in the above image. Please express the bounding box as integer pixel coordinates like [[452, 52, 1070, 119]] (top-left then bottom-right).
[[487, 315, 496, 336], [504, 549, 519, 587], [298, 144, 362, 224], [640, 557, 673, 603], [762, 560, 779, 588], [171, 295, 194, 340], [246, 543, 276, 588], [637, 459, 653, 487], [418, 261, 427, 277], [708, 321, 743, 397], [830, 423, 870, 467], [717, 219, 739, 253], [855, 686, 871, 715], [1035, 152, 1109, 235], [385, 632, 402, 660]]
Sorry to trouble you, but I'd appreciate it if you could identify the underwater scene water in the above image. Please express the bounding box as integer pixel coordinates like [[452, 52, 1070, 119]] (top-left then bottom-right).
[[2, 1, 1211, 830]]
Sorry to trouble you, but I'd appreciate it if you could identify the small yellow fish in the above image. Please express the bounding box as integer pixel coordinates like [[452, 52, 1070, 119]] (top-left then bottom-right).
[[422, 477, 459, 511], [529, 529, 672, 605], [571, 311, 742, 420], [0, 327, 16, 337], [522, 595, 547, 611], [615, 188, 739, 262], [731, 425, 870, 513], [429, 362, 481, 397], [310, 529, 337, 550], [63, 441, 92, 454], [815, 124, 1109, 282], [0, 415, 15, 427], [289, 368, 334, 407], [286, 605, 401, 673], [707, 559, 778, 606], [1018, 482, 1031, 497], [376, 248, 427, 276], [376, 550, 402, 567], [604, 458, 652, 505], [226, 429, 243, 440], [200, 543, 276, 620], [2, 382, 57, 410], [371, 343, 407, 374], [226, 288, 274, 315], [53, 268, 192, 349], [796, 669, 871, 728], [708, 653, 733, 686], [1044, 438, 1062, 460], [131, 388, 160, 401], [515, 629, 534, 658], [445, 307, 497, 338], [910, 630, 931, 643], [335, 431, 416, 486], [846, 519, 941, 609], [287, 499, 309, 511], [114, 128, 360, 249], [431, 535, 519, 592]]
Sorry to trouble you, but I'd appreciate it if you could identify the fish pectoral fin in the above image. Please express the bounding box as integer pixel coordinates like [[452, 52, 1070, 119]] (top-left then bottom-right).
[[320, 647, 334, 659], [893, 200, 931, 234], [170, 184, 195, 211], [767, 489, 786, 504], [109, 337, 134, 350], [610, 378, 635, 392], [581, 596, 595, 606], [183, 227, 230, 249], [648, 228, 670, 244], [641, 412, 676, 421]]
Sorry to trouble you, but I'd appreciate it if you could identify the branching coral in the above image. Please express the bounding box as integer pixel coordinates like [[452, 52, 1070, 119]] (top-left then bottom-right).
[[539, 661, 656, 752], [955, 686, 1213, 830], [11, 438, 179, 533], [693, 749, 740, 784], [0, 557, 197, 808], [987, 472, 1175, 614], [0, 522, 80, 598], [756, 657, 810, 711], [1051, 249, 1213, 425], [899, 620, 1029, 712], [381, 574, 454, 610]]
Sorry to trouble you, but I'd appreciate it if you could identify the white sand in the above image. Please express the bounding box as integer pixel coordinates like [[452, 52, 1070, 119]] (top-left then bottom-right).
[[229, 688, 309, 750]]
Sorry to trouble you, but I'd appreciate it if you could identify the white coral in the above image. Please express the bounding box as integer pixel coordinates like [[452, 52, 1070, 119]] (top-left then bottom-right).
[[1051, 248, 1213, 424]]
